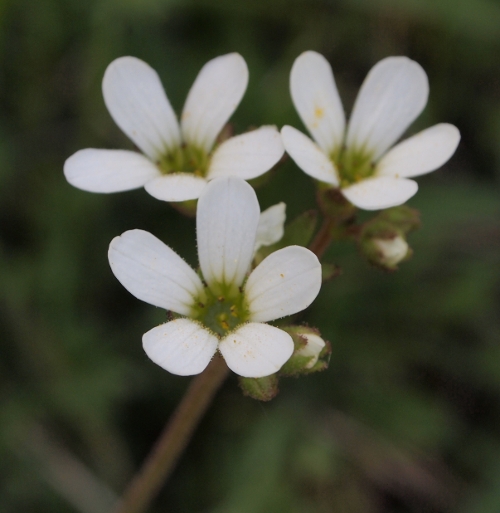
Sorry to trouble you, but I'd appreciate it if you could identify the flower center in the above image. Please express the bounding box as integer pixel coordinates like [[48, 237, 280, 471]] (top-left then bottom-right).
[[157, 144, 210, 177], [332, 146, 375, 187], [191, 285, 250, 337]]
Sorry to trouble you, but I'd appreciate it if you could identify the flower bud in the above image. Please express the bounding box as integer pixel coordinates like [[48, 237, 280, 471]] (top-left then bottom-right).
[[295, 332, 326, 368], [279, 326, 331, 376], [374, 235, 409, 268], [360, 229, 411, 271], [358, 206, 418, 271]]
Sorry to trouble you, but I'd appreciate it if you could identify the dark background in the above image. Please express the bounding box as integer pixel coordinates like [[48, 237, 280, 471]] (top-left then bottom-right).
[[1, 0, 500, 511]]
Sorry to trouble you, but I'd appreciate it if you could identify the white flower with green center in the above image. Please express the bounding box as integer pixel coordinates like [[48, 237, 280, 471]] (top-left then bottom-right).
[[281, 51, 461, 210], [108, 177, 321, 377], [64, 54, 284, 202]]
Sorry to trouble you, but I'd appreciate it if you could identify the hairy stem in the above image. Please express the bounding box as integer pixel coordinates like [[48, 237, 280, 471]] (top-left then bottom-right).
[[113, 355, 230, 513]]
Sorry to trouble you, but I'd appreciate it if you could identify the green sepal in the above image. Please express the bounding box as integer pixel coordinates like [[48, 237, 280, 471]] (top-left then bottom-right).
[[280, 353, 315, 376], [169, 199, 197, 218], [238, 374, 279, 401], [316, 185, 357, 223], [375, 205, 421, 234]]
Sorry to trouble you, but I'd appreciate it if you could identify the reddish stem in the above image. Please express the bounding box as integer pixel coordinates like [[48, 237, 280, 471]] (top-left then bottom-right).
[[113, 355, 230, 513], [308, 218, 335, 259]]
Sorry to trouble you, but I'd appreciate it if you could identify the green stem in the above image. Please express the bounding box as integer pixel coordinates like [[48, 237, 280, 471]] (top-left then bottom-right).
[[113, 355, 230, 513]]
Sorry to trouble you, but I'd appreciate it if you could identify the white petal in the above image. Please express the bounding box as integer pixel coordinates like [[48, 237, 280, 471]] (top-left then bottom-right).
[[296, 333, 326, 369], [64, 149, 160, 193], [346, 57, 429, 160], [245, 246, 321, 323], [374, 236, 409, 267], [219, 323, 293, 378], [207, 126, 284, 180], [342, 176, 418, 210], [290, 51, 345, 154], [254, 203, 286, 253], [144, 173, 208, 201], [143, 319, 218, 376], [108, 229, 204, 316], [197, 177, 259, 294], [281, 125, 338, 185], [102, 56, 181, 161], [376, 123, 460, 178], [181, 53, 248, 153]]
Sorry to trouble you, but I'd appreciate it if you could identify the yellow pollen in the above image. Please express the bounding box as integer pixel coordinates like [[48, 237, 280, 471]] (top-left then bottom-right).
[[217, 313, 230, 331], [314, 107, 325, 119]]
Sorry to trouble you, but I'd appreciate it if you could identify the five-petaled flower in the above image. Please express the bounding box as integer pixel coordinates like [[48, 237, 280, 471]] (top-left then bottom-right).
[[281, 51, 460, 210], [108, 177, 322, 377], [64, 54, 284, 202]]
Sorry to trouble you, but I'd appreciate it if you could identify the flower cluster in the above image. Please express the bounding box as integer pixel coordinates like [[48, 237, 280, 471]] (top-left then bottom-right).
[[66, 51, 460, 380]]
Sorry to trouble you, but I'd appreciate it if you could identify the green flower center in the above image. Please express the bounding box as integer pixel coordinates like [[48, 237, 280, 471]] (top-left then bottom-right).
[[157, 144, 210, 177], [191, 285, 250, 337], [332, 146, 375, 188]]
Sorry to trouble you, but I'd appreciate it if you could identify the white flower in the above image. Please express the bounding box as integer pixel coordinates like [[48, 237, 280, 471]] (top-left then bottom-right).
[[64, 54, 284, 202], [281, 51, 460, 210], [108, 177, 321, 377]]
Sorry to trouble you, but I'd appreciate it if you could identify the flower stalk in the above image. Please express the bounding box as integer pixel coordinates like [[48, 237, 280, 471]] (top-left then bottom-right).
[[113, 355, 230, 513], [308, 217, 335, 259]]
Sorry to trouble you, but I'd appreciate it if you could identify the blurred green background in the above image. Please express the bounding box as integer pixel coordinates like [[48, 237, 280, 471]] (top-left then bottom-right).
[[1, 0, 500, 511]]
